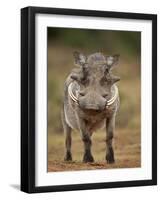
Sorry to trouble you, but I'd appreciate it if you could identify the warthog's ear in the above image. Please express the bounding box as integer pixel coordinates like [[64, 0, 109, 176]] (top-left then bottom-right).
[[106, 54, 120, 69], [73, 51, 86, 66]]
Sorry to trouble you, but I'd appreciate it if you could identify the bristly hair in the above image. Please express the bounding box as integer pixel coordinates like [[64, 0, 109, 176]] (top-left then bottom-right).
[[87, 52, 106, 65]]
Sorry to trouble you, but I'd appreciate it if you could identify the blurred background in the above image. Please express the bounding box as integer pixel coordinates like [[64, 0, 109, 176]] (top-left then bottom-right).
[[47, 27, 141, 172]]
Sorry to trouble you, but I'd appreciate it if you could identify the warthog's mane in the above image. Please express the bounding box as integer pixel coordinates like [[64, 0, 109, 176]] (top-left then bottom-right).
[[87, 52, 106, 65]]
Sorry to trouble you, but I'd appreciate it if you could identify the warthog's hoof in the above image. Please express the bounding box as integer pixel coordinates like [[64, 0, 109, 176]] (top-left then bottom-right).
[[64, 151, 72, 161], [106, 148, 115, 164], [83, 153, 94, 163]]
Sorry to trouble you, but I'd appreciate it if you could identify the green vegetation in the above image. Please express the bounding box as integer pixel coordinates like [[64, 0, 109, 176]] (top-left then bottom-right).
[[48, 28, 141, 58]]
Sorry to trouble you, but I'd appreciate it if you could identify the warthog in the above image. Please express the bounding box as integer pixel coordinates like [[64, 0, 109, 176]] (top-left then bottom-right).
[[62, 52, 120, 163]]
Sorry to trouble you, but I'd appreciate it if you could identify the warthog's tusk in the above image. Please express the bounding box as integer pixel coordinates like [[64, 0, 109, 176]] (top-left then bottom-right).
[[106, 85, 118, 108], [68, 82, 118, 108], [68, 82, 79, 104]]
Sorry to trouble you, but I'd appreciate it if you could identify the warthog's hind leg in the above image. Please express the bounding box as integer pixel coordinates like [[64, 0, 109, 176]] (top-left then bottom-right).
[[105, 115, 115, 164]]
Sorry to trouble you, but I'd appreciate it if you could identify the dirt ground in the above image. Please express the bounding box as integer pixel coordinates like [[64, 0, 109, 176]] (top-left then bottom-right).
[[48, 129, 141, 172]]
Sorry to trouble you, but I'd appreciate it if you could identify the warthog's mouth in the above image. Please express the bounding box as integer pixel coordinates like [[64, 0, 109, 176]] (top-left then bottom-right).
[[68, 82, 118, 109]]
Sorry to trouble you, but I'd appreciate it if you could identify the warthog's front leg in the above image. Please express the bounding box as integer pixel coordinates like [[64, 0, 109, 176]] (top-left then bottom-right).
[[64, 125, 72, 161], [79, 120, 94, 163], [105, 115, 115, 163], [82, 134, 94, 163], [62, 110, 72, 161]]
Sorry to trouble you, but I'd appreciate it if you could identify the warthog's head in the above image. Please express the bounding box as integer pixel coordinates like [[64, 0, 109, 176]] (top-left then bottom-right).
[[70, 52, 120, 111]]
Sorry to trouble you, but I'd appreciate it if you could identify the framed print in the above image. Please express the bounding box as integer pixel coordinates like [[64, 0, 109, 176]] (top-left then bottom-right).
[[21, 6, 157, 193]]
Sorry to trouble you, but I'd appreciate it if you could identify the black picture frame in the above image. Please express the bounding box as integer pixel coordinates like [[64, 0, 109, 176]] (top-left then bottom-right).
[[21, 6, 157, 193]]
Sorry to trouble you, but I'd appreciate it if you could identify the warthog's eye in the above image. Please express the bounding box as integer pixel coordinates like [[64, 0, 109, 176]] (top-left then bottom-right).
[[70, 74, 79, 81], [100, 76, 113, 86], [102, 93, 108, 98], [100, 77, 108, 85], [80, 77, 89, 86], [79, 91, 85, 96]]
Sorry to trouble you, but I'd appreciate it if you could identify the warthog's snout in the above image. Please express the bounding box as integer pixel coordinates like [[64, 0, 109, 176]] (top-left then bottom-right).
[[78, 92, 107, 111]]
